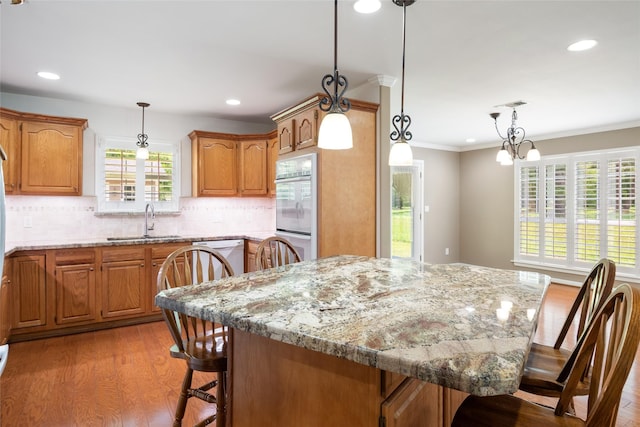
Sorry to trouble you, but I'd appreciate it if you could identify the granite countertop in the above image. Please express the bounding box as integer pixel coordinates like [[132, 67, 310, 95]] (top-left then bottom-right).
[[155, 255, 550, 396], [4, 232, 274, 256]]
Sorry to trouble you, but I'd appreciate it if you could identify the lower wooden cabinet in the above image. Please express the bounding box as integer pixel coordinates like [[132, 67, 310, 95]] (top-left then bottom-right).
[[12, 253, 46, 329], [7, 242, 196, 342], [100, 247, 146, 319], [381, 378, 442, 427], [54, 249, 97, 325]]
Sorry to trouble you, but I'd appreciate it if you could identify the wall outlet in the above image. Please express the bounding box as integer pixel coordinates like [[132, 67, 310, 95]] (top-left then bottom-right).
[[24, 216, 33, 228], [424, 205, 430, 213], [445, 247, 450, 256]]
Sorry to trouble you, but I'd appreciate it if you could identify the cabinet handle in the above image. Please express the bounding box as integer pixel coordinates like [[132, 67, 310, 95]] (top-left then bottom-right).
[[89, 268, 94, 271], [140, 264, 145, 268]]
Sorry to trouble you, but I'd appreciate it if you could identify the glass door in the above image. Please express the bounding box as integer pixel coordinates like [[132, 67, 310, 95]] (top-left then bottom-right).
[[391, 161, 423, 261]]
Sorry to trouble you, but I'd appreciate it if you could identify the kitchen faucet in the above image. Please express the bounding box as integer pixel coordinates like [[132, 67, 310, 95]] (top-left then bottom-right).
[[144, 203, 155, 237]]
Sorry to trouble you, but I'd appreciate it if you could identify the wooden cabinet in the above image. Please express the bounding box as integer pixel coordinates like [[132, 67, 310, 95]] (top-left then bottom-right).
[[191, 133, 238, 196], [100, 247, 146, 319], [267, 134, 278, 197], [150, 243, 186, 313], [53, 249, 96, 325], [0, 110, 19, 194], [271, 94, 379, 258], [381, 378, 442, 427], [11, 253, 47, 329], [0, 107, 87, 196], [272, 98, 319, 155], [190, 130, 278, 198], [1, 261, 12, 345], [244, 239, 260, 273], [238, 137, 268, 196]]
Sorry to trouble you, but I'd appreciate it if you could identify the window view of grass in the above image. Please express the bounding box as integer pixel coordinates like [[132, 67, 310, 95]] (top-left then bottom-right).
[[392, 208, 412, 257], [392, 170, 413, 258]]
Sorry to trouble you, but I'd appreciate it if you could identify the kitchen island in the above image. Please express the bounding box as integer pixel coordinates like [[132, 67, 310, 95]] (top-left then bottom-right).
[[155, 255, 550, 426]]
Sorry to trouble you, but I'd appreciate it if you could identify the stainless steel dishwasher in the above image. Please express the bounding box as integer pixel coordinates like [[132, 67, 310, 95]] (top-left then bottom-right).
[[193, 240, 245, 275]]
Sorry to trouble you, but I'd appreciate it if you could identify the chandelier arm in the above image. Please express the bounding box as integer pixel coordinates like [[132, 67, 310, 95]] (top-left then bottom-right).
[[493, 118, 507, 140]]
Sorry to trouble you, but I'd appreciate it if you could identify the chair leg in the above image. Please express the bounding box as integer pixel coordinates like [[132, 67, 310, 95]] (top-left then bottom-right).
[[173, 367, 194, 427], [215, 371, 227, 427]]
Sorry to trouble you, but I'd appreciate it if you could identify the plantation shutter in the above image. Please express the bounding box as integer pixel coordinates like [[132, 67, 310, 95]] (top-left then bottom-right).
[[519, 166, 539, 257], [607, 157, 636, 267], [544, 164, 567, 260]]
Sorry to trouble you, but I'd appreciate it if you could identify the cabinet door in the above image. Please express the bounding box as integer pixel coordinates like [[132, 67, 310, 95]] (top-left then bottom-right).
[[55, 264, 96, 325], [1, 264, 12, 345], [150, 243, 187, 313], [295, 108, 318, 150], [239, 139, 268, 196], [20, 121, 82, 195], [277, 118, 295, 155], [12, 254, 47, 329], [267, 135, 278, 197], [194, 137, 237, 196], [245, 240, 260, 273], [101, 255, 146, 319], [0, 114, 19, 194], [380, 379, 442, 427]]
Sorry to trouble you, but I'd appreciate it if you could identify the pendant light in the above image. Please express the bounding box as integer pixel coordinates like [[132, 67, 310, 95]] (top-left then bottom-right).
[[136, 102, 150, 160], [389, 0, 415, 166], [318, 0, 353, 150]]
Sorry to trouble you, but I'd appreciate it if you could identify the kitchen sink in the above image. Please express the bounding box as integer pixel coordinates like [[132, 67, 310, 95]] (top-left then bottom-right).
[[106, 235, 182, 241]]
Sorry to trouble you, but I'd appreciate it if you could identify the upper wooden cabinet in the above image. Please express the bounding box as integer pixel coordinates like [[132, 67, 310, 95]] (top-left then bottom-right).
[[267, 134, 278, 197], [0, 107, 87, 196], [238, 137, 268, 196], [190, 130, 278, 198], [271, 96, 320, 155]]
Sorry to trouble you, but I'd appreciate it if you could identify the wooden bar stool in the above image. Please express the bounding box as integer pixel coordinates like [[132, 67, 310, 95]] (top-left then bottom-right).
[[255, 236, 302, 270], [157, 245, 235, 427], [452, 283, 640, 427], [519, 259, 616, 404]]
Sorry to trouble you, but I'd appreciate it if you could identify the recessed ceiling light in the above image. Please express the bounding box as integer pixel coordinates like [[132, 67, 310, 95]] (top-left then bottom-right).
[[465, 138, 476, 143], [226, 99, 240, 106], [567, 39, 598, 52], [354, 0, 381, 14], [37, 71, 60, 80]]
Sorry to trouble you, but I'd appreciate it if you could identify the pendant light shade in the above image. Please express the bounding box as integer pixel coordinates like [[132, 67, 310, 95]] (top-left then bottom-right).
[[318, 0, 353, 150], [389, 138, 413, 166], [136, 102, 150, 160], [388, 0, 415, 166], [318, 111, 353, 150]]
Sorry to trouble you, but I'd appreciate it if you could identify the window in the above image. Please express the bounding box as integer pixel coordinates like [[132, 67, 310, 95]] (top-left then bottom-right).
[[515, 147, 638, 276], [96, 135, 179, 213]]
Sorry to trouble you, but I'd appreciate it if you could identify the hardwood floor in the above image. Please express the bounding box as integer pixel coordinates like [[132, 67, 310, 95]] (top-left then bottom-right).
[[1, 283, 639, 426]]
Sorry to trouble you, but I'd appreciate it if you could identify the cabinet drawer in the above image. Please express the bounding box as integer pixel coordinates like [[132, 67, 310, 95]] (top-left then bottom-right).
[[101, 247, 145, 262], [54, 249, 96, 265], [151, 244, 187, 260]]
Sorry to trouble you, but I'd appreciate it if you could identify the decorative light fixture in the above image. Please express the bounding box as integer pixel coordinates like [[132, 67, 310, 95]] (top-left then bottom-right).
[[388, 0, 415, 166], [491, 101, 540, 166], [136, 102, 150, 160], [318, 0, 353, 150]]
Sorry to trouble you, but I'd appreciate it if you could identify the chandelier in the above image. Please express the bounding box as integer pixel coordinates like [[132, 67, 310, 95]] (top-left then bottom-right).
[[491, 102, 540, 166]]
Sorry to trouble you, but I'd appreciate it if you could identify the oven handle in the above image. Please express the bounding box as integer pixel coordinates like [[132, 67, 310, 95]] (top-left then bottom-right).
[[274, 176, 312, 184]]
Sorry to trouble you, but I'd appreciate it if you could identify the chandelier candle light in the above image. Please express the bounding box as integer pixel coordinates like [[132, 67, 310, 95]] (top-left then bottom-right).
[[389, 0, 415, 167], [492, 102, 540, 166], [318, 0, 353, 150], [136, 101, 150, 160]]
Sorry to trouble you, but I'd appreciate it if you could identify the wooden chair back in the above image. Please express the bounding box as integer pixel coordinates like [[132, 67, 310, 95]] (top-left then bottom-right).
[[555, 283, 640, 426], [553, 258, 616, 349], [255, 236, 302, 270], [157, 245, 235, 361]]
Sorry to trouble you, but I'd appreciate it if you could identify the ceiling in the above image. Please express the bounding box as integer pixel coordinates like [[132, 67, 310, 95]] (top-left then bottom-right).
[[1, 0, 639, 150]]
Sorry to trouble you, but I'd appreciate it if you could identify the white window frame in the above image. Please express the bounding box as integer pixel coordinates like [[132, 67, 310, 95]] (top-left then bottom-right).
[[514, 146, 639, 279], [95, 135, 180, 213]]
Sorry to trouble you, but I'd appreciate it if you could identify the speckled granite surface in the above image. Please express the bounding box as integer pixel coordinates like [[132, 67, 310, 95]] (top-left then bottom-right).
[[155, 255, 550, 396]]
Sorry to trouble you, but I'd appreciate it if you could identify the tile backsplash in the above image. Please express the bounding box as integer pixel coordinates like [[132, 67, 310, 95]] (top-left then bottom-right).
[[6, 196, 275, 243]]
